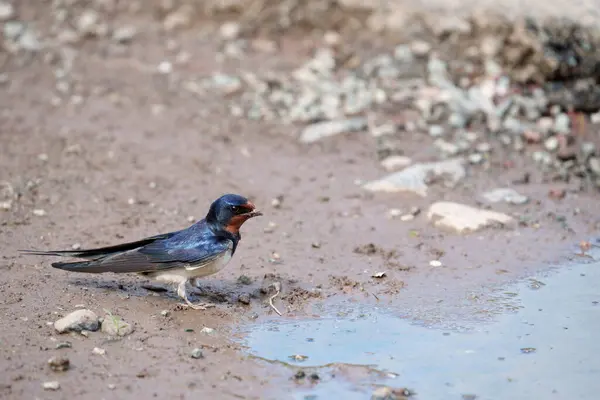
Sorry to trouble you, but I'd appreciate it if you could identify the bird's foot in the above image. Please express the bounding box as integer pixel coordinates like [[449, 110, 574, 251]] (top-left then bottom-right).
[[176, 300, 216, 311], [176, 281, 215, 311]]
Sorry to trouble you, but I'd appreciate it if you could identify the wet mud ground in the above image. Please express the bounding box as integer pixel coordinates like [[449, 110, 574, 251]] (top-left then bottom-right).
[[2, 7, 600, 400]]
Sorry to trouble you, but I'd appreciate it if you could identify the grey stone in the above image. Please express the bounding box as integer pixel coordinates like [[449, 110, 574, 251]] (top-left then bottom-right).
[[0, 1, 14, 21], [3, 21, 24, 40], [363, 158, 466, 197], [468, 153, 484, 164], [54, 309, 100, 333], [544, 136, 559, 152], [427, 202, 514, 233], [434, 139, 460, 156], [482, 188, 529, 205], [300, 117, 367, 143], [112, 26, 137, 43], [380, 155, 412, 171], [589, 157, 600, 176], [554, 113, 571, 134], [101, 316, 134, 337], [428, 125, 444, 137]]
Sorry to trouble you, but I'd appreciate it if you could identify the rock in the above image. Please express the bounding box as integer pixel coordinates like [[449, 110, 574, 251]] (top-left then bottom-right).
[[101, 316, 134, 337], [410, 40, 431, 57], [163, 5, 193, 31], [112, 26, 136, 43], [428, 125, 444, 137], [0, 1, 14, 21], [481, 188, 529, 205], [393, 45, 413, 63], [157, 61, 172, 74], [553, 113, 571, 134], [190, 348, 204, 359], [371, 386, 413, 400], [544, 136, 559, 152], [468, 153, 484, 164], [43, 381, 60, 391], [434, 139, 460, 156], [54, 309, 100, 333], [380, 155, 412, 171], [589, 157, 600, 175], [220, 22, 240, 41], [76, 10, 101, 36], [299, 118, 367, 144], [427, 202, 514, 233], [92, 347, 106, 355], [238, 293, 251, 304], [3, 21, 24, 41], [48, 356, 70, 372], [363, 158, 466, 197], [210, 73, 242, 95]]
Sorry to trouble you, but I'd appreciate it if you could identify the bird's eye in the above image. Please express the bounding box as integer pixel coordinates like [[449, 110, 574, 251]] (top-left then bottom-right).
[[231, 206, 239, 213]]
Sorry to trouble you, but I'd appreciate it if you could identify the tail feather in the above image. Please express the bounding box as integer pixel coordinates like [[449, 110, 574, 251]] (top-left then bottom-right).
[[51, 260, 114, 273], [20, 232, 178, 261]]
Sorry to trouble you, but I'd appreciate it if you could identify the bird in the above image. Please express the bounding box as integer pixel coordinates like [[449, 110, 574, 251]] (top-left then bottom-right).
[[21, 194, 262, 309]]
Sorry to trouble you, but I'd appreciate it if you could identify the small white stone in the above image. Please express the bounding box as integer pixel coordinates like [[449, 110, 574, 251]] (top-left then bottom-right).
[[127, 198, 136, 205], [157, 61, 173, 74], [33, 209, 47, 216], [43, 381, 60, 391], [429, 260, 442, 267], [200, 327, 214, 334], [92, 347, 106, 355], [380, 155, 412, 171], [427, 202, 514, 234], [388, 208, 402, 218], [220, 21, 240, 40], [0, 2, 15, 22]]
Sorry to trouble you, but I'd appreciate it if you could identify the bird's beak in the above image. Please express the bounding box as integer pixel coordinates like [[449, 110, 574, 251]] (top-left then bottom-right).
[[243, 201, 263, 218], [246, 210, 263, 218]]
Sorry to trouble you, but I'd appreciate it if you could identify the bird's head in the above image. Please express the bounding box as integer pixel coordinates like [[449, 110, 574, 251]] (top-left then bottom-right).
[[206, 194, 263, 234]]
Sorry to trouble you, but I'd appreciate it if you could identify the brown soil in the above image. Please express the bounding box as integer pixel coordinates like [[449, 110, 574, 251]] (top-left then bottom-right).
[[1, 3, 599, 399]]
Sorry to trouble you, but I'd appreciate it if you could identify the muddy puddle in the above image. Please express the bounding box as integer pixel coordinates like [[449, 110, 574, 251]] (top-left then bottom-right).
[[237, 249, 600, 400]]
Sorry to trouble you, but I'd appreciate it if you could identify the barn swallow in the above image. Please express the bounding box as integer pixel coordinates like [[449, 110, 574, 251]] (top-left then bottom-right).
[[21, 194, 262, 309]]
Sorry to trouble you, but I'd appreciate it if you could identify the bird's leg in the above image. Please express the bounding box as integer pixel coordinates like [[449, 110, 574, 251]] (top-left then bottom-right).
[[176, 280, 214, 310]]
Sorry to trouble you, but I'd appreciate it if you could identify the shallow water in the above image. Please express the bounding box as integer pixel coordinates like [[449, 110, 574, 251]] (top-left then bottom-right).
[[239, 253, 600, 400]]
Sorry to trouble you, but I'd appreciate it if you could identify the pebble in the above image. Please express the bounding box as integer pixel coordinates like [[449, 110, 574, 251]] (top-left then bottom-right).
[[43, 381, 60, 391], [482, 188, 529, 205], [553, 113, 571, 134], [160, 310, 170, 317], [48, 356, 70, 372], [112, 26, 137, 43], [157, 61, 173, 74], [429, 260, 442, 267], [220, 22, 240, 41], [101, 316, 134, 337], [468, 153, 484, 164], [544, 136, 559, 152], [32, 208, 46, 216], [428, 125, 444, 137], [92, 347, 106, 355], [589, 157, 600, 176], [54, 309, 100, 333], [0, 1, 14, 21], [410, 40, 432, 57], [299, 118, 367, 144], [190, 348, 204, 359], [238, 293, 251, 304], [427, 202, 514, 233], [380, 155, 412, 171], [76, 10, 101, 36], [200, 327, 214, 334], [363, 159, 466, 197]]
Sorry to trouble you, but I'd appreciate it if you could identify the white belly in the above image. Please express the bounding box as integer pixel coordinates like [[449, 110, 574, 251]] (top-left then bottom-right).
[[151, 248, 233, 285]]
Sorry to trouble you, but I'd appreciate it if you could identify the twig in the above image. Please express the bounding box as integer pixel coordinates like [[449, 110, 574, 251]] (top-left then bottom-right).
[[268, 282, 283, 316]]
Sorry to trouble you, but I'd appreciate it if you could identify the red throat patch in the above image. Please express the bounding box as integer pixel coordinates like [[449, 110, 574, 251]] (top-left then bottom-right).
[[225, 215, 250, 234]]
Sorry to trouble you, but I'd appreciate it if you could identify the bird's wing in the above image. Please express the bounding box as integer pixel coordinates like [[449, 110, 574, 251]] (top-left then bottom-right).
[[20, 231, 181, 260], [51, 238, 232, 274]]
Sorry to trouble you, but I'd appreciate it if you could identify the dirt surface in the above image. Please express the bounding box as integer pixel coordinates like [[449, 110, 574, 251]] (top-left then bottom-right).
[[2, 2, 600, 399]]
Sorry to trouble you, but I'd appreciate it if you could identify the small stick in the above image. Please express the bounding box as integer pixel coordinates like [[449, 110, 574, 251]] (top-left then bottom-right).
[[268, 282, 283, 316]]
